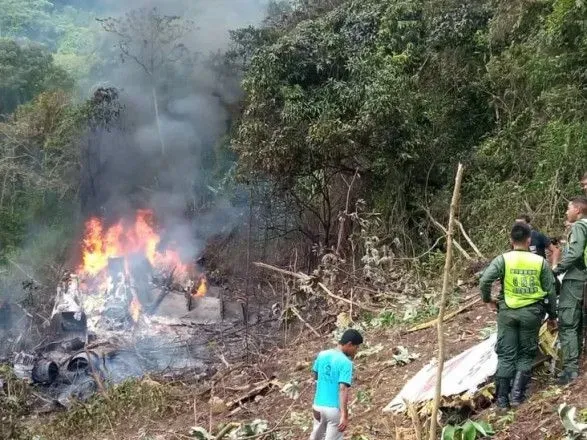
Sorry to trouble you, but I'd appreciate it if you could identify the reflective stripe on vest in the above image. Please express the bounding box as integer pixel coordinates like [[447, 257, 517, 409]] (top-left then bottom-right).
[[503, 251, 546, 309]]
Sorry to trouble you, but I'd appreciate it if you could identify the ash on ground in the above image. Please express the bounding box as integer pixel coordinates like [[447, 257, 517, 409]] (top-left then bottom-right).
[[5, 259, 259, 412]]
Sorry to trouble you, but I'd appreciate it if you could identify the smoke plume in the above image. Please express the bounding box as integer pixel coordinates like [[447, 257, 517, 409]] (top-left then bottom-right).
[[82, 0, 268, 263]]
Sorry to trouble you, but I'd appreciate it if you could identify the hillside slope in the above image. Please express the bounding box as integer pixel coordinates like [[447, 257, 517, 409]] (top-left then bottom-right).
[[25, 287, 586, 440]]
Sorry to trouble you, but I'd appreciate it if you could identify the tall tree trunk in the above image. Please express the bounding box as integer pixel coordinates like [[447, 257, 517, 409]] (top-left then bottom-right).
[[152, 87, 166, 156], [0, 170, 9, 210], [428, 163, 464, 440]]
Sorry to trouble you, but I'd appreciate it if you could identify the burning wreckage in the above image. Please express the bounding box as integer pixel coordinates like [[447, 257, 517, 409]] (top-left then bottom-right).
[[12, 211, 247, 409]]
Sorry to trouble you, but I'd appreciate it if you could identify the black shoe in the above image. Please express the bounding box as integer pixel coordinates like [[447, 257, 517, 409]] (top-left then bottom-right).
[[557, 370, 579, 385], [495, 377, 511, 410], [511, 371, 531, 407]]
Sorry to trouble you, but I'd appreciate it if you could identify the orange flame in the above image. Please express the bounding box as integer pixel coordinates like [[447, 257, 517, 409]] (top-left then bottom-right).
[[193, 275, 207, 297], [129, 294, 142, 323], [78, 210, 188, 278]]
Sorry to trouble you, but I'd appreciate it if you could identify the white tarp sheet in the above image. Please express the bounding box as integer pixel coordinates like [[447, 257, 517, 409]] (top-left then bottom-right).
[[383, 333, 498, 413]]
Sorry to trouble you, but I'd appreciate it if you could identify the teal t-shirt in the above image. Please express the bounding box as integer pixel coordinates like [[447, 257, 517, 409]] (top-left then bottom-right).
[[312, 349, 353, 408]]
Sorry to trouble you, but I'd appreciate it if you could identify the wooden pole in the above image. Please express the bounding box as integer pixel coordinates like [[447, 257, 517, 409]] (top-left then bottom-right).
[[428, 163, 464, 440]]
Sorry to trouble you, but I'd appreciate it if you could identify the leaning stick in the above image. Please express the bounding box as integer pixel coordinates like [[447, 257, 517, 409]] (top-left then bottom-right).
[[455, 219, 485, 258], [429, 163, 464, 440], [289, 306, 321, 337], [422, 209, 472, 260]]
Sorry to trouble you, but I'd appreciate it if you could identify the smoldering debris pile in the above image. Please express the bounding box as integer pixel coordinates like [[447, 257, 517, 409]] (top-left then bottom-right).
[[8, 257, 248, 411]]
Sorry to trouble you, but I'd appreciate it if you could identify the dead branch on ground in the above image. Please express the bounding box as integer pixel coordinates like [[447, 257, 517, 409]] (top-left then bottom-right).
[[253, 262, 309, 281], [405, 297, 481, 333], [317, 282, 380, 313], [253, 262, 379, 313], [224, 379, 281, 411]]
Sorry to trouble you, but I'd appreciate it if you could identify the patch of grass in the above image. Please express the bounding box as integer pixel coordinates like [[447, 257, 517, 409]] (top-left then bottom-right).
[[495, 410, 515, 428], [540, 385, 563, 399], [33, 378, 180, 440], [0, 364, 34, 440], [365, 310, 398, 328]]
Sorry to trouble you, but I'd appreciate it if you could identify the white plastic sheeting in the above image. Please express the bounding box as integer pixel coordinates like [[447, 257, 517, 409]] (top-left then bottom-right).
[[383, 333, 498, 413]]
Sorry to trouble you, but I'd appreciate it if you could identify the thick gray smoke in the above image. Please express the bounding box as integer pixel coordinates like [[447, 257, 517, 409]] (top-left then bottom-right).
[[83, 0, 269, 263]]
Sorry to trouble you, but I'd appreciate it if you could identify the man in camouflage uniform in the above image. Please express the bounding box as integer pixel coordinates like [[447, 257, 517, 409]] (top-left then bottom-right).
[[553, 197, 587, 384], [480, 223, 557, 410]]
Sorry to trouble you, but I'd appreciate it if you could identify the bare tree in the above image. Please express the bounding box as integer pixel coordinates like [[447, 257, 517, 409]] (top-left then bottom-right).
[[98, 8, 194, 155]]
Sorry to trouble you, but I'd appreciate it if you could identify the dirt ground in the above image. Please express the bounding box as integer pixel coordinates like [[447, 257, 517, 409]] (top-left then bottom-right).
[[31, 287, 587, 440], [72, 290, 498, 439]]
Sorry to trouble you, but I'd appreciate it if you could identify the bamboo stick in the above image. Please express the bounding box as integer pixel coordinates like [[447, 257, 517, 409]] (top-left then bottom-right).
[[428, 163, 464, 440]]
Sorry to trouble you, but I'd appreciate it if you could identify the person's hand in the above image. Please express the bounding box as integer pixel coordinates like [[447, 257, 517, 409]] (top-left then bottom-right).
[[547, 319, 558, 331], [486, 300, 498, 313], [338, 415, 348, 432]]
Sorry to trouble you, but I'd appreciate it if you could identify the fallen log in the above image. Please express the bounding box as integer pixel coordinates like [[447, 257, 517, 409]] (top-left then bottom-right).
[[253, 262, 309, 281], [225, 379, 281, 410], [406, 297, 481, 333], [198, 363, 246, 397], [317, 282, 380, 313]]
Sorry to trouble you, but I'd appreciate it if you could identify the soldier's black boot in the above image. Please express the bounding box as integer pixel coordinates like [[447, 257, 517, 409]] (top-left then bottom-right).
[[495, 377, 511, 411], [511, 371, 531, 407], [557, 370, 579, 385]]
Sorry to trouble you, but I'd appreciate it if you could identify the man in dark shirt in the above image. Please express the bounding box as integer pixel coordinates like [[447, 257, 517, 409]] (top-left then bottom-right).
[[515, 214, 560, 266]]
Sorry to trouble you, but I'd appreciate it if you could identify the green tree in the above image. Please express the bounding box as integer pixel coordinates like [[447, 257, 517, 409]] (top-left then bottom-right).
[[52, 6, 99, 82], [463, 0, 587, 251], [231, 0, 493, 250], [0, 38, 73, 115], [0, 90, 84, 261], [98, 7, 194, 156], [0, 0, 53, 39]]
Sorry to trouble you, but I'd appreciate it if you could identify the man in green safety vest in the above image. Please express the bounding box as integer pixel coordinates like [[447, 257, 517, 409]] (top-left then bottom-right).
[[553, 196, 587, 385], [480, 222, 557, 410]]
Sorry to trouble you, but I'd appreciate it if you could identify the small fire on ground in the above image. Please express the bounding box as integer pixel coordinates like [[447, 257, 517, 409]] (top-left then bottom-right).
[[75, 209, 206, 326]]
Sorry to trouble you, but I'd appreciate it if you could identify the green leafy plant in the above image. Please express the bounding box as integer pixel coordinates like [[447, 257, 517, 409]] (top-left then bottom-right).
[[189, 426, 213, 439], [229, 419, 269, 439], [540, 386, 563, 399], [494, 411, 515, 428], [290, 411, 311, 432], [368, 310, 398, 328], [281, 380, 301, 400], [355, 389, 372, 405], [478, 323, 497, 340], [442, 420, 494, 440]]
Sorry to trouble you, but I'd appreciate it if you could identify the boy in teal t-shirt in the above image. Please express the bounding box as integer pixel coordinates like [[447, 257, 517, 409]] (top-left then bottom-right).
[[309, 329, 363, 440]]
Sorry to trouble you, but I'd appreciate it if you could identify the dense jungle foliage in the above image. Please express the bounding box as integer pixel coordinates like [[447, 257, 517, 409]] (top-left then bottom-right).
[[0, 0, 586, 285], [231, 0, 587, 254]]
